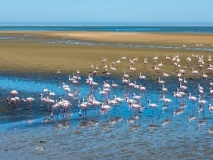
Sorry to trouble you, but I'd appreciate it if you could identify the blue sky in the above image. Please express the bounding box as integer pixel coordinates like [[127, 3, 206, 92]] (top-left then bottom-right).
[[0, 0, 213, 25]]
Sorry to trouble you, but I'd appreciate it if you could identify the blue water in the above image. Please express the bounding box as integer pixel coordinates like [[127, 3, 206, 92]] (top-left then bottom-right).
[[0, 72, 213, 159], [45, 39, 213, 52], [0, 25, 213, 33]]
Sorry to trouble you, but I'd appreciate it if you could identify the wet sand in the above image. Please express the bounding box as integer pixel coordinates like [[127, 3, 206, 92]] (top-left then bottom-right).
[[0, 31, 213, 77]]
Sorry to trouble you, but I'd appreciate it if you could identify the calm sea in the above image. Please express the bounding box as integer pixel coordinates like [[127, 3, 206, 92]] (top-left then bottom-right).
[[0, 25, 213, 33]]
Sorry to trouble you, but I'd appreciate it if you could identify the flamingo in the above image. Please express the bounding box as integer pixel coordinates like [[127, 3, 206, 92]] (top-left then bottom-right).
[[100, 103, 111, 113], [183, 77, 187, 84], [56, 69, 60, 76], [188, 93, 197, 103], [103, 81, 111, 89], [111, 81, 119, 91], [186, 57, 191, 62], [126, 97, 136, 104], [40, 94, 50, 110], [101, 58, 107, 65], [122, 77, 129, 84], [133, 93, 141, 101], [198, 95, 207, 106], [154, 66, 160, 73], [157, 62, 163, 67], [153, 55, 158, 61], [110, 65, 117, 73], [162, 84, 168, 93], [163, 72, 170, 77], [7, 96, 20, 109], [139, 73, 146, 80], [158, 77, 165, 84], [107, 99, 118, 106], [173, 91, 182, 102], [49, 90, 56, 97], [161, 95, 172, 104], [123, 71, 129, 78], [90, 99, 101, 111], [50, 100, 60, 118], [143, 58, 148, 68], [60, 99, 71, 117], [129, 102, 144, 114], [179, 82, 187, 91], [21, 97, 35, 110], [148, 100, 159, 116], [78, 99, 90, 117], [165, 55, 171, 60], [98, 88, 108, 96], [208, 104, 213, 113], [112, 96, 122, 105], [202, 71, 208, 79], [139, 85, 146, 93], [10, 90, 18, 96], [191, 68, 199, 78]]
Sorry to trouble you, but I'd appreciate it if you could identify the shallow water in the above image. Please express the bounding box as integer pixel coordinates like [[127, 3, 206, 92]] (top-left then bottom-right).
[[0, 73, 213, 159], [45, 38, 213, 52], [1, 34, 213, 52]]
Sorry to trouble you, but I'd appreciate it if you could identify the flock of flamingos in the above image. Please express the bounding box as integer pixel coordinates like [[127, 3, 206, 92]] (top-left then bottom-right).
[[5, 53, 213, 132]]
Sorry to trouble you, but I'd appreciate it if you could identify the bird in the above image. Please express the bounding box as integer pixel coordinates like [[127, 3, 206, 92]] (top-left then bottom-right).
[[129, 102, 144, 114], [191, 68, 199, 77], [161, 95, 172, 104], [123, 71, 129, 78], [133, 93, 141, 101], [165, 55, 171, 61], [21, 97, 35, 110], [10, 90, 18, 96], [208, 104, 213, 113], [111, 81, 118, 88], [49, 90, 56, 97], [7, 96, 20, 109], [162, 84, 168, 93], [179, 82, 187, 91], [126, 97, 136, 104], [40, 94, 50, 110], [188, 93, 197, 102], [113, 95, 123, 103], [78, 99, 90, 117], [139, 73, 146, 80], [148, 100, 159, 116], [158, 77, 165, 84], [100, 103, 111, 113], [198, 95, 207, 106]]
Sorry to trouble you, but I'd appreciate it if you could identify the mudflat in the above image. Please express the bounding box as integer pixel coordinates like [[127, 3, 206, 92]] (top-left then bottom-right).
[[0, 31, 212, 77]]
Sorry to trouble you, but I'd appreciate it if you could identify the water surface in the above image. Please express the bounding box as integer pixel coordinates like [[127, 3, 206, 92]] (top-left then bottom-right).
[[0, 73, 213, 159]]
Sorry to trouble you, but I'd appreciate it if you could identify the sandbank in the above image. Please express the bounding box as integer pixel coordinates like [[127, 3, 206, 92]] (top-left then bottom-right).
[[0, 31, 212, 77]]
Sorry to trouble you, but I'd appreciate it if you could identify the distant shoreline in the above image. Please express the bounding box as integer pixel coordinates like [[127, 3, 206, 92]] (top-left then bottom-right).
[[1, 25, 213, 34]]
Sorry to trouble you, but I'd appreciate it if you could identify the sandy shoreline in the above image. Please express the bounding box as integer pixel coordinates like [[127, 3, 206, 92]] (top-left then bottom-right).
[[0, 31, 213, 77], [1, 31, 213, 46]]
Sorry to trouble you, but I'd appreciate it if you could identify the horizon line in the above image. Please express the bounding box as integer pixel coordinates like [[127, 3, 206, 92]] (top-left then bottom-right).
[[1, 22, 213, 27]]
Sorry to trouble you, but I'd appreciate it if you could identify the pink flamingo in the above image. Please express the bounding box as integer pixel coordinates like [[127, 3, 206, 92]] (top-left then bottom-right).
[[7, 96, 20, 109], [21, 97, 35, 110], [10, 90, 18, 96]]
